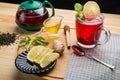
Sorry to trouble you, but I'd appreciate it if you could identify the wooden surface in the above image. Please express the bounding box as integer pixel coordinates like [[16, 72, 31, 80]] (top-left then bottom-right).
[[0, 2, 120, 80]]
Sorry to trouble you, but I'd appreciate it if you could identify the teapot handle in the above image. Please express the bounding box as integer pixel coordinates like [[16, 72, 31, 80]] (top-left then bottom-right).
[[43, 0, 55, 17]]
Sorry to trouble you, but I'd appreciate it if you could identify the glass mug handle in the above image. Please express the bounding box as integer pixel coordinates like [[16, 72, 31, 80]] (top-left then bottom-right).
[[43, 0, 55, 17], [97, 27, 111, 45]]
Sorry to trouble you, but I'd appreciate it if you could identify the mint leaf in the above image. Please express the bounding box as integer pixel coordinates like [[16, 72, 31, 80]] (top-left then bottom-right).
[[74, 3, 83, 16]]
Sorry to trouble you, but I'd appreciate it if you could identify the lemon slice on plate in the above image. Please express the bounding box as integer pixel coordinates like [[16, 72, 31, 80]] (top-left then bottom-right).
[[49, 53, 60, 62], [27, 46, 60, 68], [39, 53, 52, 68], [34, 48, 49, 63], [27, 46, 45, 62], [34, 48, 53, 63], [39, 52, 60, 68]]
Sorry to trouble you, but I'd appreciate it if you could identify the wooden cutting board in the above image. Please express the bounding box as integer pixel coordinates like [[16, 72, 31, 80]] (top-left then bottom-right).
[[17, 29, 75, 78]]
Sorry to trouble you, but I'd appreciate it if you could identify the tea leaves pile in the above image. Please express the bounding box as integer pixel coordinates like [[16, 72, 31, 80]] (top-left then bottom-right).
[[0, 32, 16, 46]]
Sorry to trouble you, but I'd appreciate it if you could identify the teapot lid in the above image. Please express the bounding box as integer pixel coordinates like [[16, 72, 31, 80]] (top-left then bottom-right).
[[20, 0, 42, 10]]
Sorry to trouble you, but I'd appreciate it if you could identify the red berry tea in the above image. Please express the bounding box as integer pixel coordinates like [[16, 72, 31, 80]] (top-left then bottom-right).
[[76, 16, 103, 48]]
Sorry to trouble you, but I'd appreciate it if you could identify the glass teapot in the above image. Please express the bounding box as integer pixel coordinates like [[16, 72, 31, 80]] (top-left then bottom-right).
[[16, 0, 55, 31]]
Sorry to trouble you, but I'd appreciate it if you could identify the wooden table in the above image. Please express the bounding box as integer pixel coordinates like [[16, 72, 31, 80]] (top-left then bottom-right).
[[0, 2, 120, 80]]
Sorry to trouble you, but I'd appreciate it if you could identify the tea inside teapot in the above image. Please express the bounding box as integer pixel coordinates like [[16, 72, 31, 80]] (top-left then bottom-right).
[[15, 0, 54, 31]]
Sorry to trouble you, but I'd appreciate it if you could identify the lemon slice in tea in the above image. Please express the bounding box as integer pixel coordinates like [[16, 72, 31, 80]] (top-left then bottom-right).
[[83, 1, 100, 20]]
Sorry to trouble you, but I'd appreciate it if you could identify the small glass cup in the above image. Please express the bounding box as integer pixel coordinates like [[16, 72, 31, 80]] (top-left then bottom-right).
[[75, 14, 111, 48], [43, 15, 63, 36]]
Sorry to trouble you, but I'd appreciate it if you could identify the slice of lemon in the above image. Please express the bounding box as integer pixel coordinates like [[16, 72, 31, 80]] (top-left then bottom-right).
[[39, 54, 51, 68], [27, 46, 45, 62], [49, 53, 60, 62], [39, 52, 60, 68], [83, 1, 100, 20], [34, 48, 53, 63]]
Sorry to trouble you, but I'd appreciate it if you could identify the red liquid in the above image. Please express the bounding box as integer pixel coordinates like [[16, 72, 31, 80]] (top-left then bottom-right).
[[76, 17, 103, 45], [16, 7, 48, 27]]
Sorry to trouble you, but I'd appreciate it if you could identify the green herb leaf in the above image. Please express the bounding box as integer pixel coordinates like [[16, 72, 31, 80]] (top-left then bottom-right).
[[74, 3, 83, 16], [32, 36, 48, 46], [19, 36, 31, 47], [35, 36, 45, 40], [19, 41, 26, 47], [19, 36, 48, 50]]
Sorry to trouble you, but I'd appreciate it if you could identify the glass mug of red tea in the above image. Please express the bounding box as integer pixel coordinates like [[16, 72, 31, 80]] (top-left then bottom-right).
[[76, 15, 111, 48]]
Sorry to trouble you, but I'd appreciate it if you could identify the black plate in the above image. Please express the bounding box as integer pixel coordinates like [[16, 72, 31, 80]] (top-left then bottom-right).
[[15, 51, 56, 74]]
